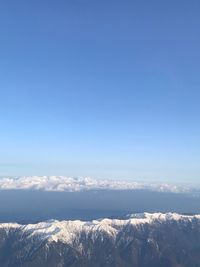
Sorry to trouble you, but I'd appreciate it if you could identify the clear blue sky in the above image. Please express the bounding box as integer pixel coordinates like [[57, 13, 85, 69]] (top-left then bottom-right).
[[0, 0, 200, 183]]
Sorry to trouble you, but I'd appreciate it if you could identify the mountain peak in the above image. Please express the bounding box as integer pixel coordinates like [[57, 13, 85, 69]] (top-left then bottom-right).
[[0, 212, 199, 244], [1, 213, 200, 266]]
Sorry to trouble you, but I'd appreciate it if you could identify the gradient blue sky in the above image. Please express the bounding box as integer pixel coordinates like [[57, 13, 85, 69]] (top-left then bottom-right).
[[0, 0, 200, 183]]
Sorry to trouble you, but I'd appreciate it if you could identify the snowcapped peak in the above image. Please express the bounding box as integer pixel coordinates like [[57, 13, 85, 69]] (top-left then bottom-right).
[[0, 212, 199, 245], [0, 223, 20, 229], [127, 212, 194, 222]]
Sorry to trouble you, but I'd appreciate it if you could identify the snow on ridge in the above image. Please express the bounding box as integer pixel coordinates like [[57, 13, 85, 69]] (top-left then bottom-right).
[[0, 213, 200, 244], [0, 176, 193, 193], [18, 213, 200, 244], [127, 212, 194, 221]]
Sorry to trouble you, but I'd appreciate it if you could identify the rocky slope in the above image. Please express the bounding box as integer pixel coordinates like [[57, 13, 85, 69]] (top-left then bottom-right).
[[0, 213, 200, 266]]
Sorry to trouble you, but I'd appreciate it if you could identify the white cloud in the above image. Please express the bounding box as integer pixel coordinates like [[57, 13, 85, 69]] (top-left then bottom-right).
[[0, 176, 195, 193]]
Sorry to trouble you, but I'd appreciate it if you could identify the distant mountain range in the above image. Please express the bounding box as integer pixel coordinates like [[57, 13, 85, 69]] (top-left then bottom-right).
[[0, 176, 196, 194], [1, 213, 200, 266]]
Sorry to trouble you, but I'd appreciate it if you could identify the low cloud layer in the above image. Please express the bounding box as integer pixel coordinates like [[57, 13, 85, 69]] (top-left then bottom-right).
[[0, 176, 194, 193]]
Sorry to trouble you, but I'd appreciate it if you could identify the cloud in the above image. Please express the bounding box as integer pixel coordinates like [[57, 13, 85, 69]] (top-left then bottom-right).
[[0, 176, 194, 193]]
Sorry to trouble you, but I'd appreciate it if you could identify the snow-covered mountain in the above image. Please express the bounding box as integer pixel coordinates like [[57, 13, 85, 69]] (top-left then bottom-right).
[[1, 213, 200, 266], [0, 176, 194, 193]]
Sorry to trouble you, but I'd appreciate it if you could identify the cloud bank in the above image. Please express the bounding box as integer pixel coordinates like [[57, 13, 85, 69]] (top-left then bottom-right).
[[0, 176, 195, 193]]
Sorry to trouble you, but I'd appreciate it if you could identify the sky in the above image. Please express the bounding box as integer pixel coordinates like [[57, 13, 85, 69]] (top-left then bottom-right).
[[0, 0, 200, 183]]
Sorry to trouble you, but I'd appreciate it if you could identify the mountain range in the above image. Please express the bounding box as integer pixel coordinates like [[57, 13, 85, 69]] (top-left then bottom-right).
[[0, 212, 200, 267]]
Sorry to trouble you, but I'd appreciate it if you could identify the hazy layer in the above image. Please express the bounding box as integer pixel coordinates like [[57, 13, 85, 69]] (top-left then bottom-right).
[[0, 189, 199, 223]]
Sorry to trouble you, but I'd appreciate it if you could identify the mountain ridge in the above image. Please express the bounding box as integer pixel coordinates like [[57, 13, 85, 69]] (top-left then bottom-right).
[[0, 212, 200, 267]]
